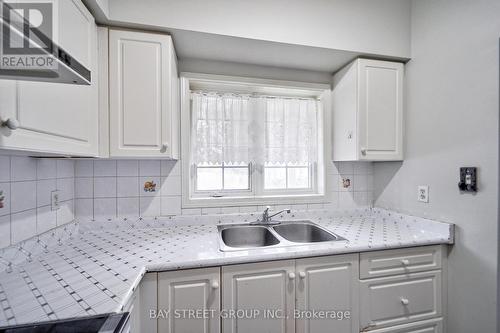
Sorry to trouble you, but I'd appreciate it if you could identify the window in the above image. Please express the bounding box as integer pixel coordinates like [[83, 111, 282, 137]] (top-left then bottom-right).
[[183, 75, 328, 206], [195, 162, 250, 191], [264, 162, 311, 190]]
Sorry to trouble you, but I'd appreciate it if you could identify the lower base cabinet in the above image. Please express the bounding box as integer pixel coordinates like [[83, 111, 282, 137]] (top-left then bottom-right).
[[359, 245, 446, 332], [131, 245, 445, 333], [222, 260, 296, 333], [125, 272, 158, 333], [158, 267, 221, 333], [221, 254, 359, 333], [295, 254, 359, 333]]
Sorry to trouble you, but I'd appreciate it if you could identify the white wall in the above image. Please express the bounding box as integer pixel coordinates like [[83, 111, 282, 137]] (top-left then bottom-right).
[[106, 0, 411, 58], [373, 0, 500, 332], [95, 0, 109, 16], [178, 58, 333, 84]]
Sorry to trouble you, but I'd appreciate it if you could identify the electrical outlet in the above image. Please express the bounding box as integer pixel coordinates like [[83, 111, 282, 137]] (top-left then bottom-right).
[[51, 190, 60, 211], [418, 185, 429, 203]]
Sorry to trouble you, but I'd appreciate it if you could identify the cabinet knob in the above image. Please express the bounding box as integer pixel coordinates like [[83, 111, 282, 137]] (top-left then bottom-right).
[[401, 259, 410, 266], [299, 271, 306, 279], [211, 281, 219, 289], [361, 147, 367, 155], [161, 143, 169, 152], [288, 272, 296, 280], [400, 297, 409, 305], [1, 118, 19, 130]]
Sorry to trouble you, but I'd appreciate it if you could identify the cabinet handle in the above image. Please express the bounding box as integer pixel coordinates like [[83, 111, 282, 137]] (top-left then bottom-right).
[[400, 297, 409, 305], [288, 272, 296, 280], [211, 281, 219, 289], [1, 118, 19, 130], [360, 147, 367, 155], [401, 259, 410, 266], [299, 271, 306, 279], [161, 143, 169, 152]]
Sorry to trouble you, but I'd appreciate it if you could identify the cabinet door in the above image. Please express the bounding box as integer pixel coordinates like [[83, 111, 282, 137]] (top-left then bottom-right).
[[0, 0, 98, 156], [295, 254, 359, 333], [358, 59, 404, 161], [158, 267, 220, 333], [136, 273, 158, 333], [222, 260, 295, 333], [109, 29, 176, 158]]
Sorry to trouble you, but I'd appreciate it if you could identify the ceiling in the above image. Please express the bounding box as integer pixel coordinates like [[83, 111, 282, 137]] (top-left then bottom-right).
[[84, 0, 409, 76]]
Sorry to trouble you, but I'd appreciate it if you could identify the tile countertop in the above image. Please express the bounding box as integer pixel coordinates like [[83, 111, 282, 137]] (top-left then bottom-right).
[[0, 208, 454, 327]]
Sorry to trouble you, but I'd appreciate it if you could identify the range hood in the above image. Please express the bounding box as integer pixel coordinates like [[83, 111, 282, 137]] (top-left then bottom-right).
[[0, 3, 91, 85]]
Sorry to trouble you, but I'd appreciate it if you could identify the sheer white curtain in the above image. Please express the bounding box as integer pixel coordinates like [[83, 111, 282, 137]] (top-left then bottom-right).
[[191, 92, 250, 165], [262, 97, 318, 165], [191, 92, 319, 166]]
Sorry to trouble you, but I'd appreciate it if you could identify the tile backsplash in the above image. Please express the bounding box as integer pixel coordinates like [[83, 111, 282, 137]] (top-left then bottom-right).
[[74, 159, 374, 219], [0, 155, 75, 249], [0, 154, 373, 249]]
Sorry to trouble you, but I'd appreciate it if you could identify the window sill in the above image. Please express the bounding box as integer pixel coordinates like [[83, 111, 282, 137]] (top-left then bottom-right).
[[182, 193, 328, 209]]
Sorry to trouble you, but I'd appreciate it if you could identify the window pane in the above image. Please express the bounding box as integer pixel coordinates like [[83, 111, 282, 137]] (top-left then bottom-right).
[[265, 167, 286, 189], [224, 167, 249, 190], [196, 167, 222, 191], [288, 167, 309, 189]]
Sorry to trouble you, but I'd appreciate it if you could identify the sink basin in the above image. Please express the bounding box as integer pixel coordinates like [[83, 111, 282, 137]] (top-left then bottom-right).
[[272, 221, 346, 243], [219, 225, 280, 249], [217, 221, 347, 251]]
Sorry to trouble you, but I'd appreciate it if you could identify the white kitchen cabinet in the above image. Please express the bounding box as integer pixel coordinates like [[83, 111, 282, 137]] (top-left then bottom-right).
[[332, 58, 404, 161], [360, 270, 442, 330], [108, 29, 179, 159], [158, 267, 220, 333], [125, 273, 158, 333], [360, 245, 443, 279], [222, 260, 296, 333], [0, 0, 99, 156], [144, 246, 446, 333], [295, 254, 359, 333]]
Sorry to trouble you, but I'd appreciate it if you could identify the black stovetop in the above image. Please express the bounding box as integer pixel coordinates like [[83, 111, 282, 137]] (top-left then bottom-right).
[[0, 313, 129, 333]]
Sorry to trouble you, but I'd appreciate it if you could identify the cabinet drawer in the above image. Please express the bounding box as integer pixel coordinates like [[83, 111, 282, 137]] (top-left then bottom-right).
[[362, 318, 443, 333], [360, 246, 442, 279], [360, 271, 441, 330]]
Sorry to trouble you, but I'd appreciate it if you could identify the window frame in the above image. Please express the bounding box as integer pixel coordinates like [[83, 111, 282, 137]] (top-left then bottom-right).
[[180, 73, 330, 208]]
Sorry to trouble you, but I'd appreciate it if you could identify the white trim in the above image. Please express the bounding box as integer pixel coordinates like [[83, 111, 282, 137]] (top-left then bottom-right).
[[180, 72, 331, 93], [181, 73, 331, 209]]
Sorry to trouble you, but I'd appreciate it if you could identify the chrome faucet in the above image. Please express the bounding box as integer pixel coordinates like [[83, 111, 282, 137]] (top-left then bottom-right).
[[252, 206, 291, 225]]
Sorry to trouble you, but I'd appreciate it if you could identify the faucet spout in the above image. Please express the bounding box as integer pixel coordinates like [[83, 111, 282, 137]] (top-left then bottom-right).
[[268, 209, 291, 220], [253, 206, 291, 225]]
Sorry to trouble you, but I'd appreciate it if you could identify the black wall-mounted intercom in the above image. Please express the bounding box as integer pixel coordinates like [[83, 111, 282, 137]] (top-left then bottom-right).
[[458, 167, 477, 192]]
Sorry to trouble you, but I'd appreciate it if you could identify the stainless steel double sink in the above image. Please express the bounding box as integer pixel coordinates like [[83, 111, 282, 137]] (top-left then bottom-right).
[[217, 220, 347, 251]]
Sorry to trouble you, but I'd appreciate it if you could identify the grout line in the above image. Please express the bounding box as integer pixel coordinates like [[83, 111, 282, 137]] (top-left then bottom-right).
[[35, 159, 39, 234], [115, 161, 118, 218], [92, 160, 95, 220], [8, 156, 12, 247]]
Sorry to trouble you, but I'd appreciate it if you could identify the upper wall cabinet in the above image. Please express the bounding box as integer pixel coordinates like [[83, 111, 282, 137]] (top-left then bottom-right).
[[0, 0, 99, 156], [107, 29, 180, 159], [332, 59, 404, 161]]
